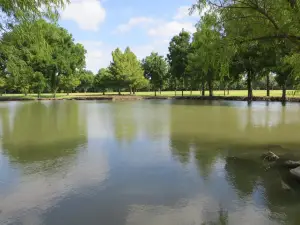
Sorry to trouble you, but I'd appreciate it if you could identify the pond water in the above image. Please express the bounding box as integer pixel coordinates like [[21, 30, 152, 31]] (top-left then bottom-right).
[[1, 100, 300, 225]]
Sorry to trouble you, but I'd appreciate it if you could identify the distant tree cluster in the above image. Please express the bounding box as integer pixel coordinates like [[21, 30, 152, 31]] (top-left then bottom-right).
[[0, 0, 299, 100], [95, 0, 300, 100], [0, 20, 86, 97]]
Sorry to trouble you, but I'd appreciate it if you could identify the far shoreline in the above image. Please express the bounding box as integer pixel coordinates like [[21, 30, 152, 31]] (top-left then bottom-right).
[[0, 95, 300, 103]]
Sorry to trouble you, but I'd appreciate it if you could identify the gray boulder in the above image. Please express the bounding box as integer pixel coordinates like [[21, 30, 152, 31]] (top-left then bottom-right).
[[281, 180, 292, 191], [282, 160, 300, 169], [290, 167, 300, 180], [261, 151, 279, 162]]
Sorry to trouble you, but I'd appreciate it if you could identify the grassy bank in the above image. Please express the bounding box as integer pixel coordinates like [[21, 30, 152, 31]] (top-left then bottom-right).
[[111, 90, 300, 97], [0, 90, 299, 100]]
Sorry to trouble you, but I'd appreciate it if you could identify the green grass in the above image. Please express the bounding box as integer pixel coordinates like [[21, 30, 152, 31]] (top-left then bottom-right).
[[108, 90, 300, 97], [0, 90, 299, 99]]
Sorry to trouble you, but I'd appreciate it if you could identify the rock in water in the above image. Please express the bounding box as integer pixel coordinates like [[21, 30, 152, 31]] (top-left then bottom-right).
[[281, 180, 292, 191], [290, 167, 300, 180], [282, 160, 300, 169], [261, 151, 279, 162]]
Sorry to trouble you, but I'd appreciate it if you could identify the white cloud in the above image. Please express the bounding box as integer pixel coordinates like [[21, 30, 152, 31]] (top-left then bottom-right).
[[174, 6, 193, 20], [61, 0, 106, 31], [174, 5, 210, 20], [113, 4, 198, 38], [148, 21, 196, 38], [0, 149, 109, 222], [131, 40, 169, 60], [115, 17, 155, 33], [78, 41, 111, 73], [114, 17, 195, 39], [78, 5, 200, 72], [77, 39, 170, 73]]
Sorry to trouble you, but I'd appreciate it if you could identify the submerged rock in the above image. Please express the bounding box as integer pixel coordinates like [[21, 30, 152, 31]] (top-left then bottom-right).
[[282, 160, 300, 169], [281, 180, 292, 191], [290, 167, 300, 180], [261, 151, 279, 162]]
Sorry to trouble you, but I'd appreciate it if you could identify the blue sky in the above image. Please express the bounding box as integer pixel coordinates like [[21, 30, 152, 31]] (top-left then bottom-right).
[[59, 0, 199, 73]]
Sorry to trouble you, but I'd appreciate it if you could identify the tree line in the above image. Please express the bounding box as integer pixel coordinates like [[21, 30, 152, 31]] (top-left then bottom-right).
[[0, 0, 299, 101]]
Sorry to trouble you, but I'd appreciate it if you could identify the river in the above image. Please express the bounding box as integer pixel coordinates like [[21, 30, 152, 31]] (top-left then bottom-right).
[[0, 100, 300, 225]]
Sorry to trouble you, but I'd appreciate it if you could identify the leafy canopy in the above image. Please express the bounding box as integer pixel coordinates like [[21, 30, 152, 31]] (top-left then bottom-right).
[[109, 47, 147, 91], [142, 52, 168, 91], [0, 0, 68, 31], [0, 19, 86, 95], [167, 30, 191, 86]]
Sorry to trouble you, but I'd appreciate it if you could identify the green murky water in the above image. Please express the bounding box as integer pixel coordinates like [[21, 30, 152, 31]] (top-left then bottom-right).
[[1, 100, 300, 225]]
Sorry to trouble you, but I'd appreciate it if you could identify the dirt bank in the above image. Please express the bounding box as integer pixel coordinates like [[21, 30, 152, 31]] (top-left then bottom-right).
[[172, 96, 300, 102]]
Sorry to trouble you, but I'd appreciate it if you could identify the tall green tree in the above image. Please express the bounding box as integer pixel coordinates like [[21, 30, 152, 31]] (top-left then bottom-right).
[[59, 74, 81, 95], [186, 45, 206, 96], [271, 40, 297, 101], [94, 68, 113, 95], [142, 52, 168, 96], [0, 77, 7, 96], [124, 47, 148, 93], [167, 30, 191, 96], [109, 47, 147, 95], [32, 72, 46, 98], [109, 48, 129, 94], [190, 14, 231, 97], [0, 20, 86, 97], [0, 0, 67, 31], [191, 0, 300, 45], [191, 0, 300, 95], [78, 70, 94, 93], [5, 55, 33, 95], [230, 42, 268, 100]]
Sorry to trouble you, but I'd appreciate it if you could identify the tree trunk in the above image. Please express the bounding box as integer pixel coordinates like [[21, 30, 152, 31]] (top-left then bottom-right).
[[247, 71, 253, 101], [201, 80, 205, 96], [209, 87, 213, 97], [282, 83, 286, 102], [154, 90, 157, 96], [130, 87, 132, 95], [118, 89, 121, 95], [133, 89, 136, 94], [159, 88, 161, 95], [174, 80, 177, 96], [25, 93, 28, 96], [67, 92, 69, 96], [182, 79, 184, 97], [224, 89, 226, 96], [53, 91, 56, 98], [227, 88, 229, 95], [266, 73, 270, 97], [38, 92, 41, 98], [208, 80, 213, 97]]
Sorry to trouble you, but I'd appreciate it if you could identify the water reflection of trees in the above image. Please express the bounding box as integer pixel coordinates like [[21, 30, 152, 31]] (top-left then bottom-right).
[[225, 155, 300, 225], [0, 101, 87, 168], [112, 102, 138, 143], [170, 101, 300, 167], [169, 101, 300, 224], [169, 101, 239, 172], [225, 157, 263, 198], [112, 101, 170, 144], [201, 207, 228, 225]]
